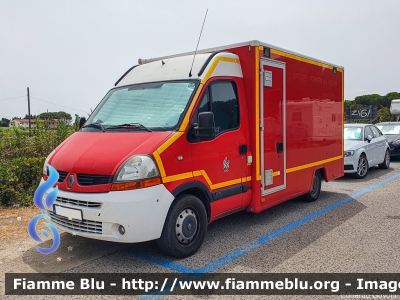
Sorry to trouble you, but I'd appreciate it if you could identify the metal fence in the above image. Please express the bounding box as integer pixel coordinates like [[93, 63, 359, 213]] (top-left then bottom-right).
[[344, 106, 378, 123]]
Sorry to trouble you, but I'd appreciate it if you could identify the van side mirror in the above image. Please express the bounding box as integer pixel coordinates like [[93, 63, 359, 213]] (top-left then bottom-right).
[[79, 117, 86, 129], [365, 134, 373, 143], [194, 112, 216, 141]]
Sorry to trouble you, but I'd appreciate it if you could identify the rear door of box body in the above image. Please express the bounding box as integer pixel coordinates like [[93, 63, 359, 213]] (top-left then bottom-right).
[[260, 59, 286, 196]]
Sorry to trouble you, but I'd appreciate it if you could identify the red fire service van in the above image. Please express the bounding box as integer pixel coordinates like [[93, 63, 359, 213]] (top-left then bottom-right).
[[42, 40, 344, 257]]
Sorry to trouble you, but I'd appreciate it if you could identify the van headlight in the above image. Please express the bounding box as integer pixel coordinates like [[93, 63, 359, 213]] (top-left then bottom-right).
[[42, 149, 56, 180], [111, 155, 161, 191], [344, 150, 355, 157]]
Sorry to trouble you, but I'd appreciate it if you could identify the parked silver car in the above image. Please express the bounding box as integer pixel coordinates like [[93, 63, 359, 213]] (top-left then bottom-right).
[[344, 124, 390, 178]]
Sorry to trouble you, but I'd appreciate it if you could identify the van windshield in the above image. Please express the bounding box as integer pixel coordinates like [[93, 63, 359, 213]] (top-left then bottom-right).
[[84, 81, 199, 131]]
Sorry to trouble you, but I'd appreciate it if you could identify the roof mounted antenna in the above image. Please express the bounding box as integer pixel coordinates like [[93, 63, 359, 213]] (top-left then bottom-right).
[[189, 8, 208, 77]]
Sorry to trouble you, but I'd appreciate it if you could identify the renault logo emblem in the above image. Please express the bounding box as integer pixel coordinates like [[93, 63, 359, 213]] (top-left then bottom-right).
[[67, 174, 74, 188]]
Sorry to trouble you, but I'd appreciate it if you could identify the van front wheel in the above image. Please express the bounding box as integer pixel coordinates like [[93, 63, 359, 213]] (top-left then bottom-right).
[[157, 194, 207, 258]]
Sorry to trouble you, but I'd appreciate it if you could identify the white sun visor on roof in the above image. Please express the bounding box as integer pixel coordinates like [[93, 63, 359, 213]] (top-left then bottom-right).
[[117, 53, 212, 86]]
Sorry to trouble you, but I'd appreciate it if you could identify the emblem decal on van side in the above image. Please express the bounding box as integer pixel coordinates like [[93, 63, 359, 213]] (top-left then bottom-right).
[[223, 157, 230, 172]]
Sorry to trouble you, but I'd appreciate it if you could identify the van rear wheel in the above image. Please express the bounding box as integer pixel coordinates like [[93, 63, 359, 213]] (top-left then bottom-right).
[[157, 194, 207, 258], [302, 170, 321, 202]]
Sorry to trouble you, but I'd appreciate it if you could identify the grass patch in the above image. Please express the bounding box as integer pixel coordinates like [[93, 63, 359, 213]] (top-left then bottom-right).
[[0, 124, 74, 206]]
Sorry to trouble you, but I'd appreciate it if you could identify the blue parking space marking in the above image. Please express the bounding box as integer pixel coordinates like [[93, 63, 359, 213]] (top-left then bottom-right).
[[127, 250, 195, 273], [131, 170, 400, 299], [322, 183, 364, 189]]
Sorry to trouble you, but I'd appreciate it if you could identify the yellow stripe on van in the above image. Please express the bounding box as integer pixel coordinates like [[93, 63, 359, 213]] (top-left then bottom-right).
[[153, 132, 184, 177], [342, 71, 344, 159], [179, 56, 241, 133], [157, 132, 184, 154], [154, 56, 242, 179], [286, 155, 343, 173], [179, 83, 204, 132], [162, 172, 193, 183], [270, 49, 343, 72], [211, 178, 242, 190], [202, 56, 240, 84], [199, 170, 213, 186], [255, 47, 261, 180], [159, 154, 342, 192], [153, 151, 166, 178]]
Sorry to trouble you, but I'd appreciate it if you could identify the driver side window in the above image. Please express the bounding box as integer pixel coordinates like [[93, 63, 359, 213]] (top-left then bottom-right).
[[197, 81, 240, 135], [188, 80, 240, 143], [198, 90, 210, 114]]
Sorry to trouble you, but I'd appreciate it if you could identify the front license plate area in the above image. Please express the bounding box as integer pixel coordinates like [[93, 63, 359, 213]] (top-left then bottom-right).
[[53, 205, 82, 221]]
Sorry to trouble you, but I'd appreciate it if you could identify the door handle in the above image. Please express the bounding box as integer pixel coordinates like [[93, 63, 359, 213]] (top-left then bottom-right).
[[239, 144, 247, 155], [277, 142, 283, 153]]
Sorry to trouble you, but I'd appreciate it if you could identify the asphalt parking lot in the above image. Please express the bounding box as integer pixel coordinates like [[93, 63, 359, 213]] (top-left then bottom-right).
[[2, 159, 400, 299]]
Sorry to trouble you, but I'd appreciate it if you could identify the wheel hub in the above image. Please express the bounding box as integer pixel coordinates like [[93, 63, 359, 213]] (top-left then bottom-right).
[[176, 209, 197, 244], [357, 156, 367, 176]]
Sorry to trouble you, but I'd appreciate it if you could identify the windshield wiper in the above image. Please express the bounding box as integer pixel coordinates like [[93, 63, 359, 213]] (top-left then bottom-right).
[[107, 123, 152, 132], [82, 123, 106, 132]]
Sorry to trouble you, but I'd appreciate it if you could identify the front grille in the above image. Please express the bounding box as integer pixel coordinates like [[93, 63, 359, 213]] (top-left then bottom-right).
[[77, 174, 113, 186], [57, 171, 68, 183], [344, 165, 354, 170], [49, 212, 102, 234], [56, 197, 101, 208]]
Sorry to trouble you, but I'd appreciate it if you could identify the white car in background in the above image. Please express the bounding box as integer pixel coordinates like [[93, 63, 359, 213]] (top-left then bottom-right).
[[344, 124, 391, 178]]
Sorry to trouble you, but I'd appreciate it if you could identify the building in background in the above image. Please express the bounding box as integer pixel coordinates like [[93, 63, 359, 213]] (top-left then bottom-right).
[[9, 118, 60, 129]]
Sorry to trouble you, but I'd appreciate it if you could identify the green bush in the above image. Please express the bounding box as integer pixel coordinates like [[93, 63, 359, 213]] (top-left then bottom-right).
[[0, 125, 74, 206]]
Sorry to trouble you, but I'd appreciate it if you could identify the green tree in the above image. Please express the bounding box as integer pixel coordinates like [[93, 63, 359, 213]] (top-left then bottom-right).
[[73, 114, 80, 131], [376, 107, 396, 123], [0, 118, 10, 127], [354, 94, 383, 106], [386, 92, 400, 101], [382, 92, 400, 108], [344, 100, 355, 107], [56, 120, 70, 144], [39, 111, 72, 122], [35, 116, 41, 129]]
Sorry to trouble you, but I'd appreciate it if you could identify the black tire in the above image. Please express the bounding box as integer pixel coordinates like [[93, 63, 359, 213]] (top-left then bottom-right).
[[157, 194, 207, 258], [353, 154, 368, 179], [302, 170, 322, 202], [379, 149, 391, 169]]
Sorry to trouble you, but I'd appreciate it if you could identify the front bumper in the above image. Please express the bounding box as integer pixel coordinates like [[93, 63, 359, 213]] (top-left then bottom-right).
[[389, 144, 400, 157], [344, 155, 358, 173], [44, 184, 174, 243]]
